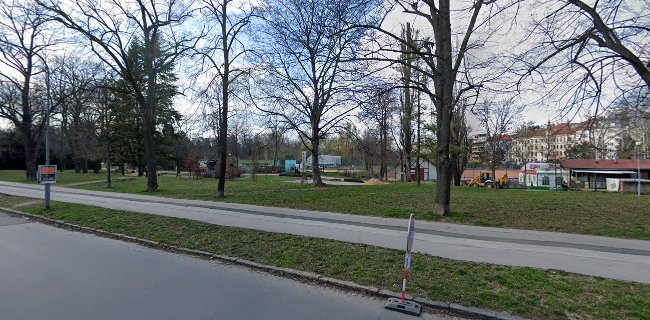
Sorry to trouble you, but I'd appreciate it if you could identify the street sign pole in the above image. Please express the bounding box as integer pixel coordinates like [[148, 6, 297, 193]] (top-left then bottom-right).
[[385, 213, 421, 316]]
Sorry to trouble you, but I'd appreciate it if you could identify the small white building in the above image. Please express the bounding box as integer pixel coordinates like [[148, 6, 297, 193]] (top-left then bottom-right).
[[395, 159, 438, 182], [518, 162, 567, 189], [304, 154, 342, 169]]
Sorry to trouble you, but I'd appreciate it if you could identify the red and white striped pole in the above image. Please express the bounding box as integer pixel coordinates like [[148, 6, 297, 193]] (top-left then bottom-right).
[[385, 214, 421, 316], [401, 261, 407, 301], [402, 214, 414, 302]]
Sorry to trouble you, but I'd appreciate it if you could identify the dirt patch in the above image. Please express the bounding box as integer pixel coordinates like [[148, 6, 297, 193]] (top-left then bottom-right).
[[365, 178, 386, 185], [12, 199, 42, 208]]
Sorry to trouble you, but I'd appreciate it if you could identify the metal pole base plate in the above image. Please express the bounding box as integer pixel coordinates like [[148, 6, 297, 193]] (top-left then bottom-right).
[[384, 297, 421, 316]]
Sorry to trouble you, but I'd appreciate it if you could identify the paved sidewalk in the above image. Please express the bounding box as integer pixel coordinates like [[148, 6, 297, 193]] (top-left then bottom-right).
[[1, 180, 649, 283]]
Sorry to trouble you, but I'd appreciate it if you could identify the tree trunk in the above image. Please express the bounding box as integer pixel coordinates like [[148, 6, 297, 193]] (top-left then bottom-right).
[[435, 102, 453, 215], [217, 1, 230, 198], [82, 159, 88, 173], [142, 28, 159, 192], [451, 155, 463, 186], [20, 75, 37, 180], [451, 166, 462, 186], [400, 23, 414, 183], [107, 157, 112, 188], [311, 136, 323, 187], [435, 114, 452, 215], [380, 117, 388, 180], [405, 139, 412, 182], [433, 0, 453, 216], [23, 134, 37, 180], [402, 124, 412, 182], [142, 111, 158, 191], [216, 93, 228, 197]]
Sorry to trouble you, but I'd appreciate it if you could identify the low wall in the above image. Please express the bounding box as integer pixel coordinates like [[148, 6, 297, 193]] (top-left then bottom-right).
[[620, 181, 650, 194], [462, 169, 520, 179]]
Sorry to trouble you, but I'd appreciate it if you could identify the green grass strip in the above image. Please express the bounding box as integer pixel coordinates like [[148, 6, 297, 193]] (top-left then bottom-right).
[[0, 169, 114, 185], [73, 175, 650, 240], [14, 200, 650, 320], [3, 170, 649, 239]]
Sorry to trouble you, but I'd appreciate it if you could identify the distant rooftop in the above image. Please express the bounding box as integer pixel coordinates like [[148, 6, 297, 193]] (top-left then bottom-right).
[[560, 159, 650, 170], [512, 121, 588, 138]]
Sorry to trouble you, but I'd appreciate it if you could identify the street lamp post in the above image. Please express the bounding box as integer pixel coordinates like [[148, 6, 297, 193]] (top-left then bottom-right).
[[637, 141, 642, 197]]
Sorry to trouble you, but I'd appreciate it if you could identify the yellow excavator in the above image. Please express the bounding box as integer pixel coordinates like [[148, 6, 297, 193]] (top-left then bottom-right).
[[466, 172, 509, 189], [494, 173, 509, 189], [466, 172, 493, 187]]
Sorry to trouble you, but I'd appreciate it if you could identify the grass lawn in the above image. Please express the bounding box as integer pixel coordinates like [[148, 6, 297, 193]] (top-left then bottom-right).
[[6, 197, 648, 320], [0, 194, 35, 208], [71, 175, 650, 240], [0, 169, 123, 185]]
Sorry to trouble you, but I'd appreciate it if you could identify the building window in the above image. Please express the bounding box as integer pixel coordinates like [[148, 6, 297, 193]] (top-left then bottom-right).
[[555, 177, 563, 185], [542, 176, 550, 185]]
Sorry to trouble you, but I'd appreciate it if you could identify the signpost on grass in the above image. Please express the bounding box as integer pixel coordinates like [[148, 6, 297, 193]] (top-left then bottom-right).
[[385, 213, 421, 316], [38, 165, 57, 184], [42, 67, 53, 210], [402, 214, 415, 301], [38, 164, 56, 210]]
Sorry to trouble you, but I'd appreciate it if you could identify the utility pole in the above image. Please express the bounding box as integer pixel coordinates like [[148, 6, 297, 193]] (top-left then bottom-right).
[[416, 86, 421, 185], [523, 127, 528, 189], [44, 68, 51, 210], [638, 141, 642, 196], [103, 87, 112, 188]]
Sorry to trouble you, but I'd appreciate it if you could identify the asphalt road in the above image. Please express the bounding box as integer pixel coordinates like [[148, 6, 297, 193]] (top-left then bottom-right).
[[0, 213, 458, 320], [0, 181, 649, 283]]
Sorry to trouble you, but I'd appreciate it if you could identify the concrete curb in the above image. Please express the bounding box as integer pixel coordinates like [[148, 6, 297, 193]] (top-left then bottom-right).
[[0, 207, 528, 320]]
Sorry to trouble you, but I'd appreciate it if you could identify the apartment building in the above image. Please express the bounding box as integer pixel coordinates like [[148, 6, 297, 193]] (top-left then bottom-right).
[[509, 120, 622, 164], [469, 133, 487, 162]]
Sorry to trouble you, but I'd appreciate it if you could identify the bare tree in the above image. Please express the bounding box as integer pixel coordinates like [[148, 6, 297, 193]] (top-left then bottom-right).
[[450, 98, 471, 186], [518, 0, 650, 119], [38, 0, 199, 192], [474, 99, 523, 179], [94, 82, 119, 187], [359, 85, 397, 180], [398, 23, 418, 182], [196, 0, 256, 197], [241, 130, 271, 180], [355, 0, 521, 215], [266, 116, 288, 169], [53, 56, 103, 173], [0, 0, 55, 180], [613, 91, 650, 158], [343, 125, 378, 174], [251, 0, 380, 187]]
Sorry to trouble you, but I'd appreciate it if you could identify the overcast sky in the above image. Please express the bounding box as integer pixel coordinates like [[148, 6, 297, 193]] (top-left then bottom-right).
[[176, 0, 564, 138], [2, 0, 641, 137]]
